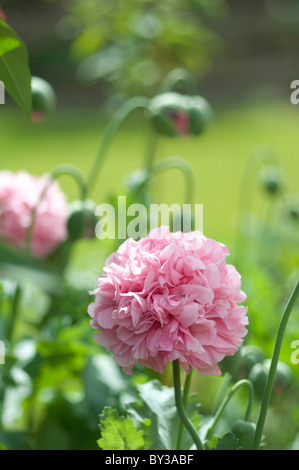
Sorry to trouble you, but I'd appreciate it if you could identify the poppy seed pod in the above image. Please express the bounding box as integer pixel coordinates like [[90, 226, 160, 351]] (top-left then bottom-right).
[[31, 76, 56, 122], [67, 199, 98, 241], [148, 92, 212, 137], [237, 345, 266, 379], [259, 165, 285, 196], [231, 420, 256, 450], [248, 359, 293, 401], [282, 194, 299, 222], [219, 349, 242, 377]]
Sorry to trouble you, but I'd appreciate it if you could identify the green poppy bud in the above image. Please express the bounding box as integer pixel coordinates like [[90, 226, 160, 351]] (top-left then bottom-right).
[[67, 199, 98, 241], [289, 205, 299, 221], [188, 95, 213, 136], [231, 419, 256, 450], [282, 194, 299, 223], [259, 165, 285, 196], [237, 345, 266, 379], [31, 76, 56, 122], [219, 349, 242, 377], [148, 92, 212, 137], [248, 359, 293, 401]]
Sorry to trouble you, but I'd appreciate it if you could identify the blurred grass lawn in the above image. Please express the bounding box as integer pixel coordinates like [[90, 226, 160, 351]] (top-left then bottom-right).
[[1, 98, 298, 250]]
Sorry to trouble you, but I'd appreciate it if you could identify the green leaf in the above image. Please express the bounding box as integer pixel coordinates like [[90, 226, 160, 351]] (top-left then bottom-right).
[[126, 379, 201, 450], [98, 407, 145, 450], [0, 242, 62, 294], [0, 430, 32, 450], [82, 354, 127, 420], [0, 18, 32, 117], [215, 432, 240, 450]]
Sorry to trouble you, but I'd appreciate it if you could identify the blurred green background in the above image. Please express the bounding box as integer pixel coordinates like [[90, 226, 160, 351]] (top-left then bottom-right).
[[1, 0, 299, 244], [1, 0, 299, 450]]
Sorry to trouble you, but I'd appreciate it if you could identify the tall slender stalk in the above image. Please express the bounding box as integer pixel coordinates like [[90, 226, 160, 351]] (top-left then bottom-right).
[[86, 97, 150, 195], [253, 280, 299, 450], [172, 360, 204, 450], [206, 379, 254, 441], [149, 156, 195, 205]]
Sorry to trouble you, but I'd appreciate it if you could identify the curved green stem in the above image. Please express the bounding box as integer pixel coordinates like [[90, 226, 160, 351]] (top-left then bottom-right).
[[172, 360, 204, 450], [144, 128, 158, 173], [175, 368, 193, 450], [149, 156, 195, 205], [235, 145, 279, 234], [50, 164, 87, 201], [211, 372, 233, 415], [253, 280, 299, 450], [206, 379, 254, 441], [159, 68, 197, 96], [25, 164, 87, 256], [87, 96, 150, 195], [130, 156, 195, 207]]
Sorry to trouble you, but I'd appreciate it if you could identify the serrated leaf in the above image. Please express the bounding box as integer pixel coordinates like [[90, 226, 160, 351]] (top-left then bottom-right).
[[0, 18, 32, 117], [97, 406, 145, 450], [215, 432, 240, 450]]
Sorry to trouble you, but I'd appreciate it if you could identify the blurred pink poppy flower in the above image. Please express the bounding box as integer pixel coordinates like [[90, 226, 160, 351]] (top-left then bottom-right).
[[0, 170, 68, 259], [88, 226, 248, 375]]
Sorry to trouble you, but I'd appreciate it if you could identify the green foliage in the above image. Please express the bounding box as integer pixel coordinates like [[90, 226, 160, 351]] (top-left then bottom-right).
[[98, 406, 144, 450], [0, 18, 32, 117], [125, 379, 201, 450], [213, 432, 240, 450], [0, 243, 62, 295], [230, 420, 256, 450], [63, 0, 226, 96], [96, 379, 202, 451]]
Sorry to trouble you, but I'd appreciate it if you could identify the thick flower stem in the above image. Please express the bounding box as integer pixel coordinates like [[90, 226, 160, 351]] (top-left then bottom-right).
[[253, 280, 299, 450], [175, 368, 193, 450], [206, 379, 254, 441], [172, 360, 204, 450], [86, 96, 150, 196]]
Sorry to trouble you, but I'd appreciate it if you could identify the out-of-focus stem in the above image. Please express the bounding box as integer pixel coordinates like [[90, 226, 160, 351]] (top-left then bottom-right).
[[206, 379, 254, 441], [86, 97, 150, 195], [253, 280, 299, 450]]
